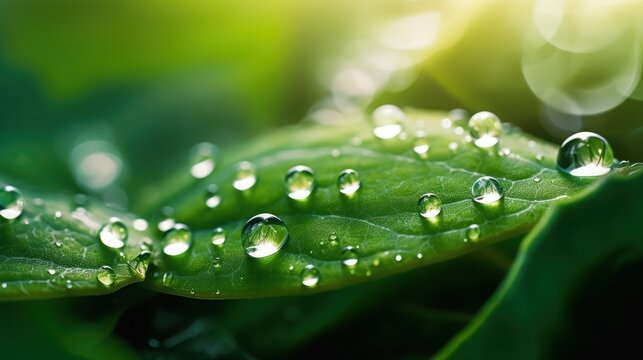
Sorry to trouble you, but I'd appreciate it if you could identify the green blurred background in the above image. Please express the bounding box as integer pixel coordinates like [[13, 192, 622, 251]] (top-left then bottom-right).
[[0, 0, 642, 358]]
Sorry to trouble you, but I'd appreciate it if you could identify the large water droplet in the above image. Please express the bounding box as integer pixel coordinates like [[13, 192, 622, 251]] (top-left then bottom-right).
[[557, 132, 614, 176], [242, 213, 288, 259], [418, 193, 442, 219], [301, 264, 321, 287], [342, 246, 359, 267], [205, 184, 221, 208], [466, 224, 481, 242], [99, 217, 128, 249], [468, 111, 502, 148], [189, 142, 218, 179], [211, 227, 226, 246], [285, 165, 316, 200], [471, 177, 504, 204], [338, 169, 361, 196], [162, 224, 193, 256], [233, 161, 257, 191], [372, 105, 405, 139], [97, 265, 116, 287], [0, 185, 24, 220]]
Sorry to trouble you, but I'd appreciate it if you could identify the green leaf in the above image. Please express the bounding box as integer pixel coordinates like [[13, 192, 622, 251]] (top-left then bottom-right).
[[435, 172, 643, 359], [0, 182, 153, 300], [145, 109, 594, 298]]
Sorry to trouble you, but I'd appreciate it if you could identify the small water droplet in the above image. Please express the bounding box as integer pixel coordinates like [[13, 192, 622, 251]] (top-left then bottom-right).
[[413, 138, 430, 159], [242, 213, 288, 259], [454, 126, 464, 136], [288, 265, 295, 271], [468, 111, 502, 148], [190, 289, 195, 295], [329, 232, 338, 245], [448, 142, 458, 151], [54, 210, 62, 219], [471, 176, 504, 204], [417, 253, 423, 259], [418, 193, 442, 219], [441, 118, 453, 128], [129, 250, 151, 278], [162, 224, 193, 256], [99, 217, 128, 249], [285, 165, 316, 200], [372, 104, 405, 139], [1, 282, 6, 289], [338, 169, 360, 196], [301, 264, 321, 288], [157, 217, 175, 232], [466, 224, 481, 241], [97, 265, 116, 287], [47, 269, 56, 275], [0, 185, 25, 220], [55, 241, 62, 248], [211, 227, 226, 246], [395, 254, 403, 262], [213, 257, 222, 268], [162, 272, 174, 286], [233, 161, 257, 191], [215, 290, 221, 295], [533, 176, 542, 183], [132, 218, 148, 231], [189, 142, 218, 179], [557, 132, 614, 177], [65, 279, 73, 289], [342, 246, 358, 267], [205, 184, 221, 208]]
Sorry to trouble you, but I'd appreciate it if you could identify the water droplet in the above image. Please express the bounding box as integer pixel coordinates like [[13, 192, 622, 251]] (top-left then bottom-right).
[[213, 257, 222, 269], [211, 227, 226, 246], [233, 161, 257, 191], [395, 254, 403, 262], [454, 126, 465, 136], [97, 265, 116, 287], [242, 213, 288, 259], [55, 241, 62, 248], [498, 148, 511, 157], [0, 186, 24, 220], [162, 272, 174, 286], [342, 246, 358, 267], [557, 132, 614, 177], [99, 217, 128, 249], [157, 217, 175, 232], [47, 269, 56, 275], [372, 104, 405, 139], [288, 265, 295, 271], [162, 224, 193, 256], [205, 184, 221, 208], [441, 118, 453, 128], [329, 232, 338, 244], [129, 250, 151, 278], [301, 265, 321, 288], [1, 283, 6, 289], [468, 111, 502, 148], [189, 142, 218, 179], [132, 218, 148, 231], [65, 279, 73, 289], [190, 289, 195, 295], [533, 176, 542, 183], [448, 142, 458, 151], [331, 149, 341, 158], [466, 224, 481, 241], [416, 253, 423, 259], [285, 165, 316, 200], [53, 210, 62, 219], [536, 153, 544, 162], [418, 193, 442, 219], [471, 176, 504, 204], [413, 138, 430, 159], [338, 169, 360, 196]]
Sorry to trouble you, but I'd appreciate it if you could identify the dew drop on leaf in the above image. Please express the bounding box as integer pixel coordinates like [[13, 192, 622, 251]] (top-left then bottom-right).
[[342, 246, 359, 267], [468, 111, 502, 148], [0, 185, 24, 220], [205, 184, 221, 209], [162, 224, 193, 256], [338, 169, 361, 196], [466, 224, 481, 242], [211, 227, 226, 246], [301, 264, 321, 288], [242, 213, 288, 259], [97, 265, 116, 287], [471, 176, 504, 204], [233, 161, 257, 191], [413, 138, 430, 159], [132, 218, 148, 231], [99, 217, 128, 249], [128, 250, 151, 278], [418, 193, 442, 219], [189, 142, 218, 179], [395, 254, 403, 262], [372, 104, 405, 140], [285, 165, 316, 200], [213, 257, 222, 269], [162, 272, 174, 286], [557, 131, 614, 177], [157, 217, 175, 232]]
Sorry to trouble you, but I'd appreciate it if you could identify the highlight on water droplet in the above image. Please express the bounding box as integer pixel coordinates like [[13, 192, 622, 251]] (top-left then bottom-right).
[[342, 246, 359, 267], [233, 161, 257, 191], [213, 257, 223, 269], [205, 184, 222, 208], [372, 104, 405, 139], [557, 132, 614, 177], [0, 185, 24, 220], [413, 138, 430, 159], [99, 217, 128, 249], [211, 227, 226, 246], [301, 264, 321, 288], [189, 142, 218, 179], [285, 165, 316, 200], [162, 224, 193, 256], [471, 176, 504, 204], [466, 224, 481, 242], [157, 217, 176, 233], [132, 218, 148, 231], [418, 193, 442, 219], [242, 213, 288, 259], [97, 265, 116, 287], [338, 169, 361, 196], [468, 111, 502, 148]]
